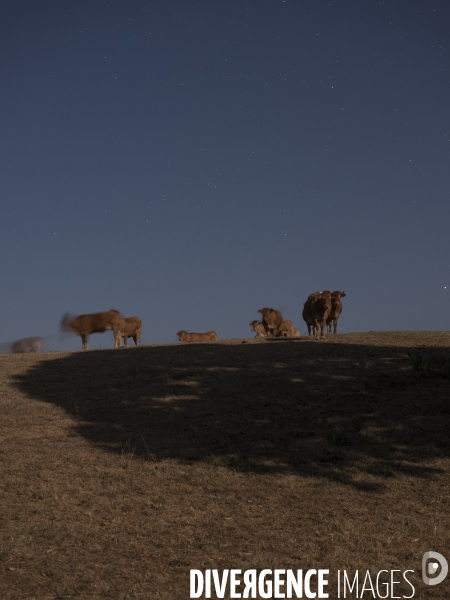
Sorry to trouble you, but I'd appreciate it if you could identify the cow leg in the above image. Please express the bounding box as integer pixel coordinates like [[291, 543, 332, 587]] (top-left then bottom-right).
[[81, 333, 89, 351], [333, 319, 338, 334], [123, 335, 128, 347], [114, 330, 121, 348], [313, 321, 319, 340]]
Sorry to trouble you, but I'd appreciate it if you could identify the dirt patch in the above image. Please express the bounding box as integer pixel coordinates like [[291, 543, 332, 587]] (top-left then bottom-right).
[[1, 332, 449, 598]]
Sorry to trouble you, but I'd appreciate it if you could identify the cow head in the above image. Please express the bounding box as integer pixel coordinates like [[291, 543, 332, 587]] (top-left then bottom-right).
[[331, 291, 346, 304], [258, 307, 276, 316]]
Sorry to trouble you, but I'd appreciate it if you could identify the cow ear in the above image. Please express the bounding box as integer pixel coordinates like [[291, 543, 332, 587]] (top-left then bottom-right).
[[341, 292, 346, 297]]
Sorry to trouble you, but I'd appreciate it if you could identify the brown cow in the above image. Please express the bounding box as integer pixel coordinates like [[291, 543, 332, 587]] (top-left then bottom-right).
[[302, 296, 317, 336], [249, 320, 267, 338], [119, 316, 142, 347], [277, 320, 300, 338], [176, 330, 219, 343], [11, 336, 42, 353], [326, 291, 346, 334], [302, 291, 332, 340], [60, 309, 123, 350], [257, 307, 283, 337]]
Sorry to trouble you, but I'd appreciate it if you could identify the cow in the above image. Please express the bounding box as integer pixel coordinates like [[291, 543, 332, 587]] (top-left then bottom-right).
[[60, 309, 123, 350], [249, 320, 267, 338], [302, 291, 332, 340], [119, 316, 142, 347], [302, 297, 317, 336], [277, 320, 300, 338], [257, 307, 283, 337], [11, 336, 42, 354], [326, 291, 346, 334], [176, 330, 219, 343]]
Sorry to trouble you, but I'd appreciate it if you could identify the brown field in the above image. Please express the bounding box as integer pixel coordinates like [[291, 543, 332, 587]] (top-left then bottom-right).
[[1, 332, 449, 599]]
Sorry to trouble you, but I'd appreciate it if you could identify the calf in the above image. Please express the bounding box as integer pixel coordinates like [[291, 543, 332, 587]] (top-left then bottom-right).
[[119, 316, 142, 347], [249, 320, 267, 338], [277, 320, 300, 338]]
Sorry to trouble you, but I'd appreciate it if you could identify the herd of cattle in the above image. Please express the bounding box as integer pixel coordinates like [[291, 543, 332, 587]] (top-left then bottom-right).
[[7, 291, 346, 352], [249, 291, 346, 341]]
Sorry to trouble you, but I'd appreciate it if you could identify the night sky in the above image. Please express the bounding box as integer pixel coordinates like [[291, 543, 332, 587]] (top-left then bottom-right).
[[2, 0, 450, 350]]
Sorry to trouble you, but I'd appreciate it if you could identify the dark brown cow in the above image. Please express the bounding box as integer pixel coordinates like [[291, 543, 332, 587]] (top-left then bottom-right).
[[302, 291, 332, 340], [11, 336, 42, 353], [60, 309, 123, 350], [302, 292, 319, 336], [249, 320, 267, 338], [326, 291, 346, 334], [176, 330, 219, 342], [257, 307, 283, 337], [119, 316, 142, 347], [277, 320, 300, 338]]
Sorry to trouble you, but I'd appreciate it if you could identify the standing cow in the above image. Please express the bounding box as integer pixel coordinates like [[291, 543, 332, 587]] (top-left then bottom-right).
[[119, 316, 142, 347], [60, 309, 123, 350], [302, 292, 332, 340], [11, 336, 42, 353], [257, 307, 283, 338], [326, 291, 346, 334], [302, 296, 317, 336]]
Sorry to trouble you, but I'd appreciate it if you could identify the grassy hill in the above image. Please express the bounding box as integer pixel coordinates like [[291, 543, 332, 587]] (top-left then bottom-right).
[[1, 332, 449, 599]]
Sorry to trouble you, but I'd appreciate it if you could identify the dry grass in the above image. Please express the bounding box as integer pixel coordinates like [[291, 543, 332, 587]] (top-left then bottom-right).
[[0, 331, 449, 599]]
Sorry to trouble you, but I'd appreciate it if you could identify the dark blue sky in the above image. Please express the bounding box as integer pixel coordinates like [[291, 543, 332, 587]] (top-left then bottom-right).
[[2, 0, 450, 349]]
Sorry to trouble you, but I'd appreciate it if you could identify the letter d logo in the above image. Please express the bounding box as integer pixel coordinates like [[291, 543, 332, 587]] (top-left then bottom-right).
[[422, 551, 448, 585]]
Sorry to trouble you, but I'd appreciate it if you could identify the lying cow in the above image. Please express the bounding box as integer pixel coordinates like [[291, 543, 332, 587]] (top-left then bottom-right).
[[249, 320, 267, 338], [302, 291, 332, 340], [176, 330, 219, 343], [326, 291, 346, 334], [60, 309, 123, 350], [257, 307, 283, 337], [277, 320, 300, 338], [11, 336, 42, 353], [119, 316, 142, 347]]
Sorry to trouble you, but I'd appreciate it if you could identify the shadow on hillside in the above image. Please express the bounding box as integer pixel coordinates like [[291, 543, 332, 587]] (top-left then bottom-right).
[[13, 340, 450, 490]]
